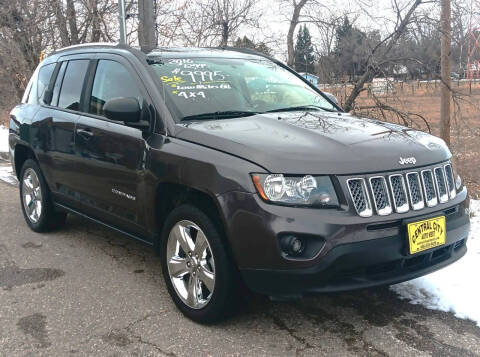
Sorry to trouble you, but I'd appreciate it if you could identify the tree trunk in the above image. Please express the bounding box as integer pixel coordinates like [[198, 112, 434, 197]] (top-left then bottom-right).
[[66, 0, 79, 44], [220, 21, 229, 47], [287, 0, 308, 67], [138, 0, 156, 52], [344, 66, 376, 112], [440, 0, 451, 146], [54, 1, 71, 46], [89, 0, 101, 42]]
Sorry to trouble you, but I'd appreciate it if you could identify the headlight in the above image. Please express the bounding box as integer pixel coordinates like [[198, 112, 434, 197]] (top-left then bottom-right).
[[455, 174, 462, 190], [251, 174, 339, 207], [451, 162, 463, 191]]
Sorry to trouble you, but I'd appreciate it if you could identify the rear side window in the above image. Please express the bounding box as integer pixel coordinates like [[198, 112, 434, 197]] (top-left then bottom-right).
[[89, 60, 142, 117], [22, 77, 34, 104], [24, 65, 40, 104], [58, 60, 89, 111], [37, 63, 55, 105]]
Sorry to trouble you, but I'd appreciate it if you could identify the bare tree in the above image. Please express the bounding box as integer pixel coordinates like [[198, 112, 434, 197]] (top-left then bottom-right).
[[212, 0, 258, 46], [451, 0, 469, 71], [310, 10, 346, 82], [343, 0, 426, 112], [280, 0, 309, 67], [88, 0, 102, 42], [0, 0, 54, 124], [172, 0, 259, 47], [440, 0, 452, 145], [0, 0, 119, 109], [0, 0, 48, 85]]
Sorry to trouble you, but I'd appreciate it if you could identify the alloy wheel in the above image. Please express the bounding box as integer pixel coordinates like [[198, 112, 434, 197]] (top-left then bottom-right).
[[166, 220, 215, 309], [22, 168, 43, 223]]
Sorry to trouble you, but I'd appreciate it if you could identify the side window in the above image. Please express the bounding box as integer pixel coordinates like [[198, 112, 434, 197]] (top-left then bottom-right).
[[37, 63, 56, 105], [51, 61, 67, 106], [89, 60, 142, 117], [25, 66, 40, 105], [58, 60, 90, 111], [22, 79, 33, 104]]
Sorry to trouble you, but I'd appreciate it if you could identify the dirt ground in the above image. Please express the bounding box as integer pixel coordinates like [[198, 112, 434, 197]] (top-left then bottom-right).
[[1, 179, 479, 356]]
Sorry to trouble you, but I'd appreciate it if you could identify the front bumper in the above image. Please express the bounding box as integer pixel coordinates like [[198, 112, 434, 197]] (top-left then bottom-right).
[[241, 233, 467, 295], [217, 187, 470, 295]]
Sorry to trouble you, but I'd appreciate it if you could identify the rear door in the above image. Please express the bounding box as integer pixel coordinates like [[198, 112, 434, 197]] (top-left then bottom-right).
[[29, 58, 90, 207], [22, 62, 58, 185], [73, 55, 151, 236]]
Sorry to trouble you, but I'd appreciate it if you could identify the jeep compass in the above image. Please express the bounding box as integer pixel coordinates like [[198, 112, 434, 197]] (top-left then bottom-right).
[[8, 44, 470, 322]]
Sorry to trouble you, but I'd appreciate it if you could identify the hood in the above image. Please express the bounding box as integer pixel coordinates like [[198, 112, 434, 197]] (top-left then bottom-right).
[[174, 112, 451, 175]]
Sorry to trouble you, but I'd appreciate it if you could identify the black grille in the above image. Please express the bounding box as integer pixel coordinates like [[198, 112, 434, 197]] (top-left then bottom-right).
[[390, 175, 407, 209], [444, 164, 455, 195], [434, 167, 448, 201], [370, 177, 389, 211], [422, 170, 437, 204], [348, 179, 367, 213], [407, 173, 422, 205], [434, 168, 446, 195]]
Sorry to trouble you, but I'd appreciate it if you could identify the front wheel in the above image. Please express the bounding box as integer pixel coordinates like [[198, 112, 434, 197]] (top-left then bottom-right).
[[160, 204, 237, 323]]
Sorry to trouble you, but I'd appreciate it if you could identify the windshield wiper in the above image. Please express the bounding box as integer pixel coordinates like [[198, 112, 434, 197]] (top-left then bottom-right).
[[265, 105, 335, 113], [181, 110, 259, 121]]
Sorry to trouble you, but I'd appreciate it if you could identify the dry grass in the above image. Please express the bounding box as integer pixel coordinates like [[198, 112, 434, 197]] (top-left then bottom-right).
[[327, 81, 480, 197]]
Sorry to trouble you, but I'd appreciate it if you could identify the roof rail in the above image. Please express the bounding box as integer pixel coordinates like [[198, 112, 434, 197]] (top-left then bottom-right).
[[52, 42, 121, 54]]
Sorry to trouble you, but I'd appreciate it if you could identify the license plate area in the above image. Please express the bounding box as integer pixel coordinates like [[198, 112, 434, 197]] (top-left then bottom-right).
[[407, 216, 446, 255]]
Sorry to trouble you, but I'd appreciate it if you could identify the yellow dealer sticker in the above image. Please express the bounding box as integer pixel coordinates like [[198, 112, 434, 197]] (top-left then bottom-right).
[[407, 216, 446, 254]]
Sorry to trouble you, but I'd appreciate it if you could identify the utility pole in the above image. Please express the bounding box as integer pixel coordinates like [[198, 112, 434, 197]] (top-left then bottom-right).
[[138, 0, 156, 53], [118, 0, 127, 45], [440, 0, 452, 146]]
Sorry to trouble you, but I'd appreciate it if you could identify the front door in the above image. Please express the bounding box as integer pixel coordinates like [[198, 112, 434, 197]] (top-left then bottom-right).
[[73, 57, 151, 237]]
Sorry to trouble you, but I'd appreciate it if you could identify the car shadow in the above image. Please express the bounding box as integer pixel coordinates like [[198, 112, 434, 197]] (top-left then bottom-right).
[[61, 213, 480, 356]]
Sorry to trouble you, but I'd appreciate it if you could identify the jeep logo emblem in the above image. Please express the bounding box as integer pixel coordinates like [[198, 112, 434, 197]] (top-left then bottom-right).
[[399, 157, 417, 165]]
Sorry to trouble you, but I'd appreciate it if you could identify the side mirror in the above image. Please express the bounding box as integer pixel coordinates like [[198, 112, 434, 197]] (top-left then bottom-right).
[[323, 91, 339, 106], [104, 97, 141, 123]]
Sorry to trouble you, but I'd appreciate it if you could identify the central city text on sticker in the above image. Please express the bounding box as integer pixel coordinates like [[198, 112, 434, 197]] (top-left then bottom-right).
[[412, 220, 444, 243]]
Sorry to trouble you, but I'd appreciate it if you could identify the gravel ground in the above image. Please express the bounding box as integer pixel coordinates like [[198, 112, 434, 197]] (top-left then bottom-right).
[[0, 171, 479, 356]]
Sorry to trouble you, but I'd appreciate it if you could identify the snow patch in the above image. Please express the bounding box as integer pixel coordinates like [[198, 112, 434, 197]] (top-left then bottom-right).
[[0, 165, 17, 186], [0, 125, 8, 153], [391, 199, 480, 327]]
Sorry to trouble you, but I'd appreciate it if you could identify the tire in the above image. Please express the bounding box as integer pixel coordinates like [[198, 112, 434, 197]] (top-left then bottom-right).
[[19, 159, 67, 232], [160, 204, 237, 323]]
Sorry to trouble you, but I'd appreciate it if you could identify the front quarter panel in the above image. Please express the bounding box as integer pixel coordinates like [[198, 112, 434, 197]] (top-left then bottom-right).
[[147, 135, 262, 195], [142, 134, 265, 237]]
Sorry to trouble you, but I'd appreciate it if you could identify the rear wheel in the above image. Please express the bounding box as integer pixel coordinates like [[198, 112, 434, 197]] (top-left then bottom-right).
[[19, 159, 67, 232], [160, 204, 236, 323]]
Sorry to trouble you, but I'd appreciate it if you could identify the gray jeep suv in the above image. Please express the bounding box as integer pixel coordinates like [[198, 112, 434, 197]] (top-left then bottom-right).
[[9, 44, 470, 322]]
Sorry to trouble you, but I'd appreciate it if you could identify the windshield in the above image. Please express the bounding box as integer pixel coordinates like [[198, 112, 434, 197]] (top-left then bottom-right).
[[149, 57, 336, 121]]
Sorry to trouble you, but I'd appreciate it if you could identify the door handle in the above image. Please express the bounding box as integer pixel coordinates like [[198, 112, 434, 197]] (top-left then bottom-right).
[[76, 128, 94, 139]]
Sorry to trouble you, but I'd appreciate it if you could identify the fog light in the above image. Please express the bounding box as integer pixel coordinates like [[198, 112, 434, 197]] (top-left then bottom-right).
[[280, 235, 305, 256]]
